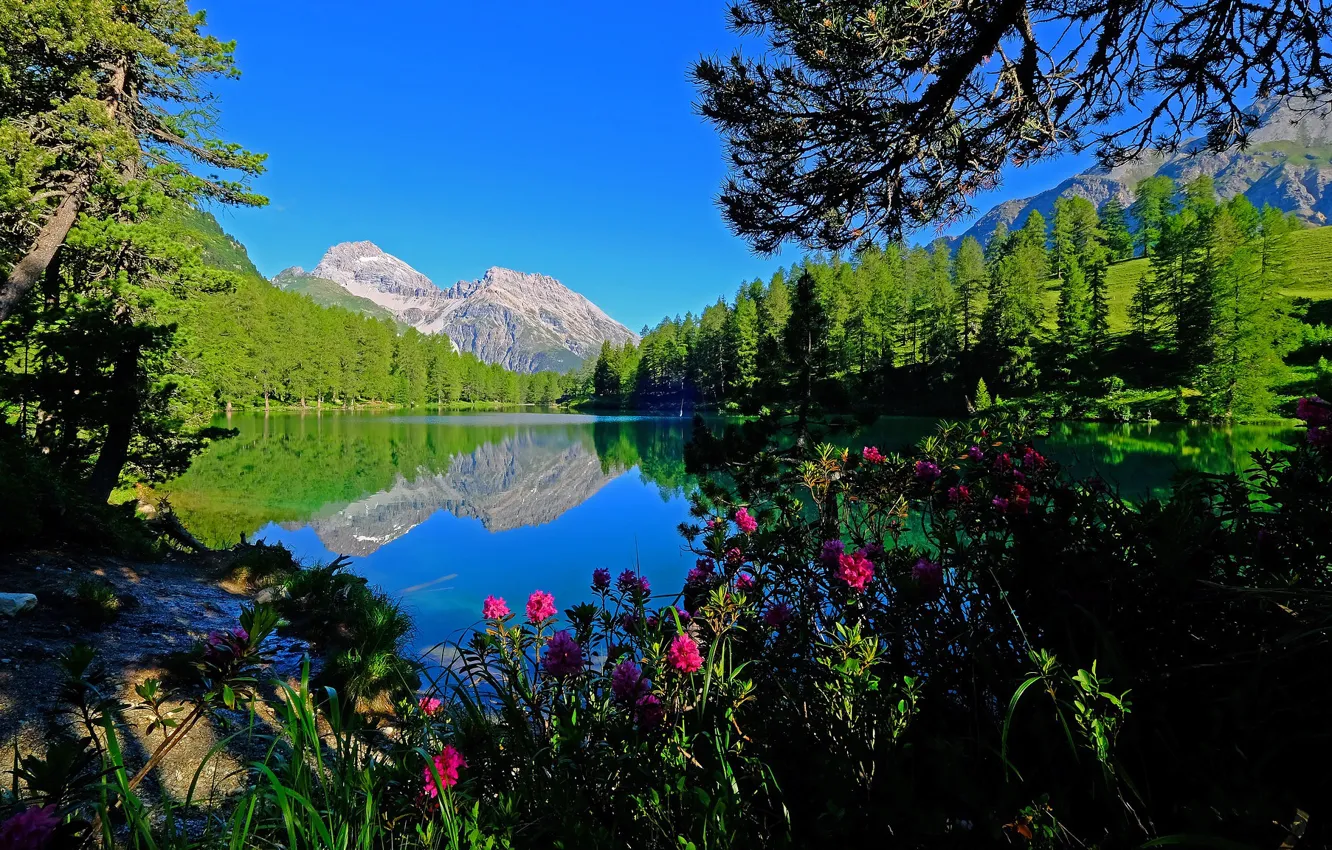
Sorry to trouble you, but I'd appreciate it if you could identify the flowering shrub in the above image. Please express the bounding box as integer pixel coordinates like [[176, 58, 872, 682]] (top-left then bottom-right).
[[9, 416, 1331, 850]]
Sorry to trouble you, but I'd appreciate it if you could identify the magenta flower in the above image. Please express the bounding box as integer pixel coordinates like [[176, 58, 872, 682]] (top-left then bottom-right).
[[724, 548, 745, 568], [617, 570, 650, 596], [763, 602, 793, 627], [662, 605, 692, 624], [734, 507, 758, 534], [618, 612, 640, 633], [948, 484, 971, 503], [686, 563, 714, 586], [994, 452, 1013, 471], [915, 460, 941, 482], [542, 631, 585, 677], [966, 445, 984, 461], [418, 696, 443, 716], [705, 517, 720, 530], [992, 497, 1009, 511], [820, 539, 845, 566], [635, 692, 665, 729], [1309, 427, 1332, 447], [836, 549, 875, 592], [231, 626, 250, 644], [734, 572, 756, 592], [862, 445, 885, 464], [0, 806, 59, 849], [865, 542, 886, 561], [611, 659, 647, 703], [1022, 447, 1047, 468], [666, 633, 704, 673], [592, 568, 612, 592], [912, 558, 943, 590], [1010, 484, 1032, 514], [525, 590, 556, 623], [421, 746, 466, 798], [482, 595, 511, 620]]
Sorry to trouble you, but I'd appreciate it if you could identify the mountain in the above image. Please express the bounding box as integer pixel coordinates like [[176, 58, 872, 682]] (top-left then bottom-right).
[[277, 242, 638, 372], [960, 96, 1332, 246], [294, 431, 619, 556], [272, 266, 398, 323]]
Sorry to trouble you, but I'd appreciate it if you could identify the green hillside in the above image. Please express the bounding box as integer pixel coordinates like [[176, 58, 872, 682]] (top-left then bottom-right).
[[272, 269, 399, 323], [1084, 223, 1332, 332]]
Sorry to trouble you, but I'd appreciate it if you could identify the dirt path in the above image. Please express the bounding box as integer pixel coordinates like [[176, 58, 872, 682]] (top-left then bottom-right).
[[0, 548, 313, 803]]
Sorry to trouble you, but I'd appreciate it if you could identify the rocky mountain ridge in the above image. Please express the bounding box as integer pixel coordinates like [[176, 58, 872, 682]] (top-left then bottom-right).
[[959, 96, 1332, 246], [294, 432, 619, 556], [277, 242, 637, 373]]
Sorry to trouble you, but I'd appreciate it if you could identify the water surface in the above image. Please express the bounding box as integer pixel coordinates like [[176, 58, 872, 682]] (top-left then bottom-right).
[[166, 411, 1297, 654]]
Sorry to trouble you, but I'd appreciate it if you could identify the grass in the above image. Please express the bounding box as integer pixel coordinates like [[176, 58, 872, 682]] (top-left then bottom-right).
[[1092, 223, 1332, 332]]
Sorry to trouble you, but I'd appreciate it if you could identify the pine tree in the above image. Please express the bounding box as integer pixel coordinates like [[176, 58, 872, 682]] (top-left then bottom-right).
[[974, 377, 992, 411], [953, 236, 986, 354], [1131, 176, 1177, 258], [1099, 197, 1134, 260], [783, 270, 834, 427]]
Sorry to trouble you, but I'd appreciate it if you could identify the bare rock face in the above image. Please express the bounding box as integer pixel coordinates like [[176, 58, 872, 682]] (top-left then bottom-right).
[[292, 243, 637, 372], [961, 95, 1332, 246]]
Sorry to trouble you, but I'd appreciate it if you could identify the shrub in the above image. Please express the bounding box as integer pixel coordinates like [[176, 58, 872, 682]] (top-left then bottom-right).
[[71, 579, 121, 628]]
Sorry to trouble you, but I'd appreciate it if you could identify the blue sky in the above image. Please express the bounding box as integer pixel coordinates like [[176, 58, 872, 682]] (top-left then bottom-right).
[[202, 0, 1095, 332]]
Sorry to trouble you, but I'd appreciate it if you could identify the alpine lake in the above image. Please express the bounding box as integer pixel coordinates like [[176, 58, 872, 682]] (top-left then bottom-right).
[[164, 410, 1300, 657]]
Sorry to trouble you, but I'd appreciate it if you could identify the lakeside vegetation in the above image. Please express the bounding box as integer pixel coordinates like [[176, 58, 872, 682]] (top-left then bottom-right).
[[3, 0, 1332, 848], [573, 189, 1331, 422]]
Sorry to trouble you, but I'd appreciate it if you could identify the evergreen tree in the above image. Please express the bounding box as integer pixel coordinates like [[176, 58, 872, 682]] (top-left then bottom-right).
[[782, 271, 834, 427], [1099, 197, 1134, 260], [953, 236, 986, 354], [1131, 176, 1177, 258]]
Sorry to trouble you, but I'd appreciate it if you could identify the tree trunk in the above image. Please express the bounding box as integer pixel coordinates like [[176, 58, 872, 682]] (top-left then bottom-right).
[[0, 183, 86, 322], [0, 60, 127, 323], [86, 343, 139, 504]]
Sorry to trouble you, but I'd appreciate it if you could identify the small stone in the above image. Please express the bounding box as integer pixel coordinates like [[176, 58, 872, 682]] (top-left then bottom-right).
[[0, 593, 38, 617]]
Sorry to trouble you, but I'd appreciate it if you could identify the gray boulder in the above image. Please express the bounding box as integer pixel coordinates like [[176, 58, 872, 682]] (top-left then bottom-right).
[[0, 593, 38, 617]]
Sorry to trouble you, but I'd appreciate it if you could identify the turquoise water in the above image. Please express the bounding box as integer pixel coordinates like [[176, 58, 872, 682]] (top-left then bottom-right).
[[165, 410, 1297, 654]]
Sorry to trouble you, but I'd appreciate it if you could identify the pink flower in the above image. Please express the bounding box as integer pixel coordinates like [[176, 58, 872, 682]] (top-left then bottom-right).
[[1022, 447, 1047, 468], [541, 631, 585, 677], [763, 602, 793, 627], [966, 445, 984, 461], [915, 460, 941, 482], [421, 746, 466, 798], [525, 590, 556, 623], [725, 548, 745, 568], [231, 626, 250, 644], [687, 558, 715, 586], [862, 446, 885, 464], [912, 558, 943, 590], [617, 570, 650, 596], [666, 633, 704, 673], [611, 659, 647, 703], [734, 572, 756, 591], [1010, 484, 1031, 514], [662, 605, 692, 624], [418, 696, 443, 716], [992, 497, 1009, 511], [592, 568, 611, 592], [734, 507, 758, 534], [483, 595, 511, 620], [994, 452, 1013, 471], [835, 549, 875, 592], [948, 484, 971, 503], [705, 517, 720, 530], [0, 806, 59, 849]]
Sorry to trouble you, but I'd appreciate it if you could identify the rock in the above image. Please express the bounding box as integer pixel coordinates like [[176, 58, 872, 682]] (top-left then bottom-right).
[[254, 586, 289, 605], [0, 593, 38, 617], [282, 243, 638, 372], [959, 94, 1332, 246]]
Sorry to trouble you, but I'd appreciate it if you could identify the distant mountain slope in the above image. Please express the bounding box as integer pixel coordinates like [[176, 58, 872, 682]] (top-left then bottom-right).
[[272, 267, 398, 323], [281, 242, 638, 373], [961, 97, 1332, 246]]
